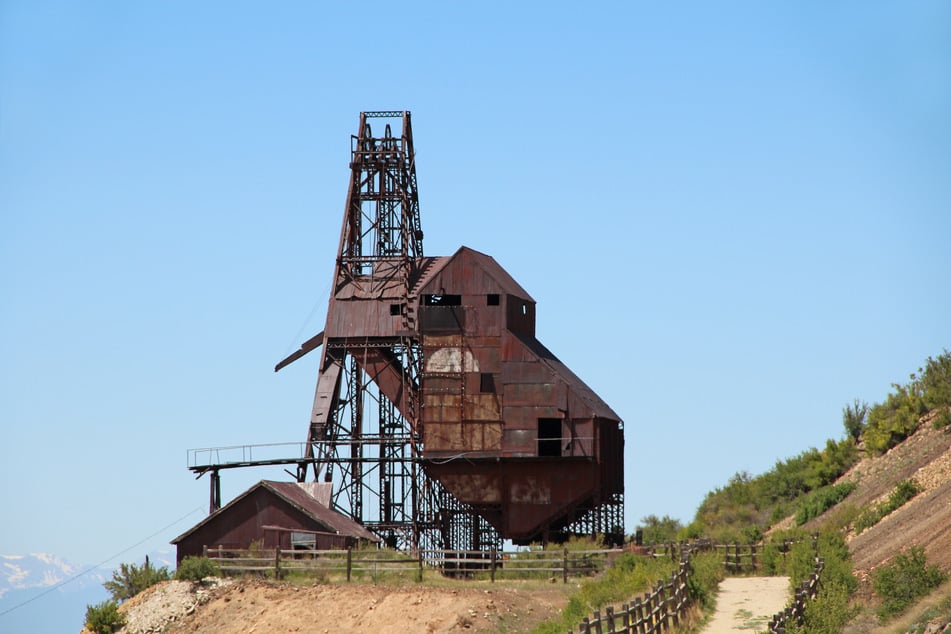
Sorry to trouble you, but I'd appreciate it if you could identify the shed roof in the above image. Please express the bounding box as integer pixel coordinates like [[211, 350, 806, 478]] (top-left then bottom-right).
[[514, 332, 622, 422], [171, 480, 378, 544]]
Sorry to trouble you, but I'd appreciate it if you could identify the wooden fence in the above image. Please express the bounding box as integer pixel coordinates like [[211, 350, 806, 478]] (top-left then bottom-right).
[[570, 557, 691, 634], [647, 539, 801, 574], [204, 545, 620, 583], [766, 557, 824, 634], [570, 539, 821, 634]]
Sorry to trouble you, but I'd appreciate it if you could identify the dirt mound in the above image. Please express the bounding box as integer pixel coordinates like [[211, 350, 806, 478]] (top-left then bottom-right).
[[126, 578, 571, 634]]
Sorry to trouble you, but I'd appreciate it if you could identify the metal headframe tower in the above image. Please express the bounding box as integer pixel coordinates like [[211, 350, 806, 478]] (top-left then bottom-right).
[[293, 111, 496, 552]]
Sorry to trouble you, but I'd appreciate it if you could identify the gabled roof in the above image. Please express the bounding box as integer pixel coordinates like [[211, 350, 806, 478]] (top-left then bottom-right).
[[171, 480, 378, 544], [413, 246, 535, 301]]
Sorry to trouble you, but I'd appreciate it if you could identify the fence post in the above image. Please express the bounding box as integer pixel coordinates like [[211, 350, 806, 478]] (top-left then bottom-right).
[[621, 602, 630, 633], [668, 577, 679, 629], [346, 547, 352, 582], [593, 609, 603, 634], [564, 548, 569, 584], [202, 544, 208, 558], [274, 548, 281, 579], [581, 616, 591, 634], [490, 546, 497, 583], [632, 597, 643, 634]]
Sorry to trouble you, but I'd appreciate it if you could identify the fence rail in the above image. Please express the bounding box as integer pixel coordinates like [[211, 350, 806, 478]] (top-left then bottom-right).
[[571, 558, 691, 634], [645, 539, 801, 574], [204, 545, 621, 583], [767, 557, 824, 634]]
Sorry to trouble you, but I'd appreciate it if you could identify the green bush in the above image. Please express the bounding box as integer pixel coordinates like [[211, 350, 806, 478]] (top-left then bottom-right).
[[635, 514, 683, 544], [84, 600, 125, 634], [104, 559, 170, 602], [855, 479, 920, 533], [843, 399, 868, 443], [684, 550, 725, 610], [920, 351, 951, 411], [795, 481, 857, 526], [865, 384, 926, 454], [530, 553, 677, 633], [933, 409, 951, 430], [873, 546, 947, 622], [788, 578, 859, 634], [175, 556, 221, 582]]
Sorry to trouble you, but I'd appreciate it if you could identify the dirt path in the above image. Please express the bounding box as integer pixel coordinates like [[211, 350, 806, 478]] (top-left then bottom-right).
[[701, 577, 790, 633]]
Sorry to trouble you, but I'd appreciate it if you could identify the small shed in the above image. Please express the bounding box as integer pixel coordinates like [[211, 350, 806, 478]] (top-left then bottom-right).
[[171, 480, 378, 562]]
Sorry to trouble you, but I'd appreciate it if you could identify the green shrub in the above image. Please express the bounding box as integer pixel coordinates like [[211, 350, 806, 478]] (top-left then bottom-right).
[[855, 479, 920, 533], [84, 600, 125, 634], [788, 578, 859, 634], [104, 559, 170, 602], [174, 556, 221, 582], [920, 351, 951, 411], [865, 384, 926, 454], [529, 553, 677, 633], [795, 481, 857, 526], [873, 546, 947, 622], [843, 399, 868, 442], [933, 409, 951, 430], [635, 514, 682, 545], [684, 550, 724, 610]]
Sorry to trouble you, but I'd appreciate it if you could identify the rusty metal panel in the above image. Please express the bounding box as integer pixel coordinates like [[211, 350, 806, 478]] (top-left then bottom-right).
[[463, 393, 501, 420], [502, 429, 534, 455], [326, 300, 403, 338], [423, 421, 464, 450], [503, 382, 558, 406], [421, 394, 462, 423], [501, 405, 563, 429], [510, 475, 551, 504], [500, 360, 554, 384], [437, 473, 501, 504], [422, 376, 459, 394]]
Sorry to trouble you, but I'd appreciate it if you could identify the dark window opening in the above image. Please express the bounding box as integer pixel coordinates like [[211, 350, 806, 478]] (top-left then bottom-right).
[[389, 303, 402, 316], [486, 294, 500, 306], [423, 294, 462, 306], [480, 373, 496, 393], [538, 418, 562, 457]]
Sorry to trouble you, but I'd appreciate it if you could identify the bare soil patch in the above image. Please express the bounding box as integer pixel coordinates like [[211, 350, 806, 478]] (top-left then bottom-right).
[[158, 578, 571, 634]]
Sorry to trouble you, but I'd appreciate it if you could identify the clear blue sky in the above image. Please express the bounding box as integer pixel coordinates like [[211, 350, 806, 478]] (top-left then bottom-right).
[[2, 2, 949, 565]]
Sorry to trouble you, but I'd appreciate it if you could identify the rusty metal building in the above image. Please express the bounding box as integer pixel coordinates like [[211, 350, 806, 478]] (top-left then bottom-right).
[[171, 481, 378, 562], [414, 246, 624, 542], [192, 111, 624, 552]]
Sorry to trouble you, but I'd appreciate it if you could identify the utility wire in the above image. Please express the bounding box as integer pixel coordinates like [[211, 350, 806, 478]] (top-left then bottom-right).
[[0, 505, 203, 618]]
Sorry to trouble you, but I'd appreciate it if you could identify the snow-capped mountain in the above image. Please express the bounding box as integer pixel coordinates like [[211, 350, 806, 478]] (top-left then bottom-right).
[[0, 553, 108, 600]]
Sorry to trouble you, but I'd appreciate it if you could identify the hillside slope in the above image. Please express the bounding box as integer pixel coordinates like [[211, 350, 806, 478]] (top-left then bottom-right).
[[838, 413, 951, 577]]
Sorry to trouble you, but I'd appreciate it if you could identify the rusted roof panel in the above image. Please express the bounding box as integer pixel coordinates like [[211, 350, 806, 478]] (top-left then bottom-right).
[[172, 480, 379, 544], [416, 247, 535, 302], [511, 332, 622, 422]]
